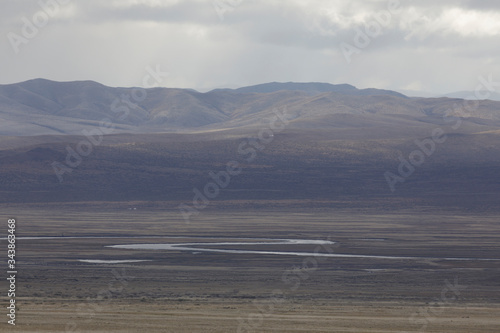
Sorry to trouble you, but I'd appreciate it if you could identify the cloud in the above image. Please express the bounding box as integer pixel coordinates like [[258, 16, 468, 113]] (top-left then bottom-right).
[[1, 0, 499, 95]]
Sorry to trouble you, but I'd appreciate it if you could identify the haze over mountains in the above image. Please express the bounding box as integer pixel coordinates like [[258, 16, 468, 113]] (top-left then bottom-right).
[[440, 91, 500, 101], [2, 79, 500, 137]]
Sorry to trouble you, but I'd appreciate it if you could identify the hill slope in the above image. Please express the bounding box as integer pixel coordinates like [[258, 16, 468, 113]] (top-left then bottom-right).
[[1, 79, 499, 136]]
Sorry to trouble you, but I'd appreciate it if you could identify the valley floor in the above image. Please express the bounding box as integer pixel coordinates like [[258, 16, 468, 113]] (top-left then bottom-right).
[[1, 206, 499, 332]]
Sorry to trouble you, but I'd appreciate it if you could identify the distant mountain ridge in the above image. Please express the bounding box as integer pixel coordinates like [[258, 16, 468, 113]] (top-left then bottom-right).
[[441, 90, 500, 101], [0, 79, 500, 136], [214, 81, 407, 98]]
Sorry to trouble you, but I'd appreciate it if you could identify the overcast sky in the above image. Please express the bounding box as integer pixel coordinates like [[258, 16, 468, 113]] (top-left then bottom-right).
[[2, 0, 500, 94]]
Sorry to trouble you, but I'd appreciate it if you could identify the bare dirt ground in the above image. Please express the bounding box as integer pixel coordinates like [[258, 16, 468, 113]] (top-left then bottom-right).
[[1, 206, 499, 332], [12, 301, 500, 332]]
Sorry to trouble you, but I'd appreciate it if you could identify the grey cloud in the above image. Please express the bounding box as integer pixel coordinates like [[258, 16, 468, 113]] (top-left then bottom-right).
[[463, 0, 500, 11], [1, 0, 499, 95], [74, 0, 218, 24]]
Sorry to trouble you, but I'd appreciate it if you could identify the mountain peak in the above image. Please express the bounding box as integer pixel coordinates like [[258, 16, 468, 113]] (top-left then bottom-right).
[[230, 82, 357, 95], [209, 81, 406, 98]]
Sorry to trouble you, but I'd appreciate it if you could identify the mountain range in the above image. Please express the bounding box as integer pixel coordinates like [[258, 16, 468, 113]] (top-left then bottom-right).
[[1, 79, 499, 211], [2, 79, 500, 137]]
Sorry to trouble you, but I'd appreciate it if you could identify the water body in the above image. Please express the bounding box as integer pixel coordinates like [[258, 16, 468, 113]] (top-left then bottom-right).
[[78, 259, 151, 264], [11, 236, 499, 262], [107, 239, 500, 261]]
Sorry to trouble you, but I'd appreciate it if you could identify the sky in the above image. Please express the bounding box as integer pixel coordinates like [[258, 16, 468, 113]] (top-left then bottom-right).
[[1, 0, 500, 94]]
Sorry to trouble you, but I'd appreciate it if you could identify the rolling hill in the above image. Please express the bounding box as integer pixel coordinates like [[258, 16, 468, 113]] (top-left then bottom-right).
[[1, 79, 500, 136]]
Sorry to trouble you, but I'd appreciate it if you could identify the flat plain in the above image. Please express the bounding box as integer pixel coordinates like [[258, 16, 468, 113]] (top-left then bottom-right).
[[1, 206, 499, 332]]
